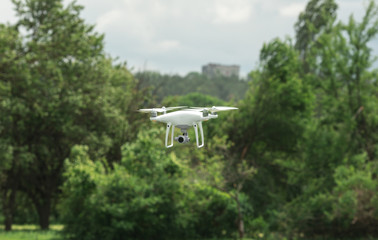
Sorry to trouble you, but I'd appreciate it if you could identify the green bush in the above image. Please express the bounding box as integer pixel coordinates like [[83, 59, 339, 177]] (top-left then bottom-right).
[[279, 154, 378, 238], [60, 129, 238, 240]]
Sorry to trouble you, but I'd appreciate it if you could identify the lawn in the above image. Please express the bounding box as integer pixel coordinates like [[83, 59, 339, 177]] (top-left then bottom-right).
[[0, 225, 63, 240]]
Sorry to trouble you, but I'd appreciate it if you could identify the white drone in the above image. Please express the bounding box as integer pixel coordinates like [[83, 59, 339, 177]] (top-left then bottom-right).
[[138, 106, 238, 148]]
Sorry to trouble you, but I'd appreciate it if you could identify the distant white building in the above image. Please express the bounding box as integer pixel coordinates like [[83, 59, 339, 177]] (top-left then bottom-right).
[[202, 63, 240, 78]]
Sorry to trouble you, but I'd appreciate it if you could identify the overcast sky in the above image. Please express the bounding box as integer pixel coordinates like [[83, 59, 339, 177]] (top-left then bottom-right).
[[0, 0, 374, 77]]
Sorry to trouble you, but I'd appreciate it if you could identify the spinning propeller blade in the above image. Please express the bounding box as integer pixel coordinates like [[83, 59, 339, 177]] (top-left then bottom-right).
[[138, 106, 186, 113], [190, 106, 238, 113]]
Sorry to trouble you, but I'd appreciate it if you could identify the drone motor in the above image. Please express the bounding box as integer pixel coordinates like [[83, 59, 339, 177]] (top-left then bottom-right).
[[150, 111, 157, 117]]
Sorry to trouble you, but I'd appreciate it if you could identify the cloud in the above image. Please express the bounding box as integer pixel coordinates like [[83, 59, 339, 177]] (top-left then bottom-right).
[[97, 9, 123, 31], [87, 0, 296, 75], [0, 0, 370, 76], [0, 1, 17, 24], [279, 3, 305, 17], [212, 0, 253, 24], [157, 40, 181, 51]]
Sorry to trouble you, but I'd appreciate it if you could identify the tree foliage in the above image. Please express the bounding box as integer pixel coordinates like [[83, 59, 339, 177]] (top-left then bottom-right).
[[1, 0, 378, 239], [136, 71, 248, 104], [223, 0, 378, 238], [0, 0, 139, 230], [60, 129, 238, 240]]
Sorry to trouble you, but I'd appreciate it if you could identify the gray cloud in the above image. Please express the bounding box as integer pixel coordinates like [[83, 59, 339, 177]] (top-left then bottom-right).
[[0, 0, 373, 76]]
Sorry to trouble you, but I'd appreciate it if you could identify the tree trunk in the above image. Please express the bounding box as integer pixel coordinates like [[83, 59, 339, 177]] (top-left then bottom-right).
[[238, 217, 245, 239], [36, 199, 51, 230], [4, 214, 13, 231], [2, 189, 16, 231], [235, 193, 244, 239]]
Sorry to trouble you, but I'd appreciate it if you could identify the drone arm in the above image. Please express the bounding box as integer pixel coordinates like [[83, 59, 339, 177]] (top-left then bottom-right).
[[165, 123, 175, 148], [193, 122, 204, 148]]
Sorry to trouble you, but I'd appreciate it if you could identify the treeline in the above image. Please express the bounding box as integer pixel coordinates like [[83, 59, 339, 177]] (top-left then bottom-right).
[[135, 71, 248, 103], [0, 0, 378, 239]]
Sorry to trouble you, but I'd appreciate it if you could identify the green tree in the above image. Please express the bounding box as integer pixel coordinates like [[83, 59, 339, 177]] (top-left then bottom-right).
[[231, 38, 313, 160], [120, 128, 239, 239], [0, 23, 23, 231], [0, 0, 139, 229], [295, 0, 338, 72], [163, 92, 225, 107], [136, 71, 248, 103], [227, 38, 313, 233], [338, 1, 378, 161], [61, 128, 238, 240], [277, 0, 378, 237]]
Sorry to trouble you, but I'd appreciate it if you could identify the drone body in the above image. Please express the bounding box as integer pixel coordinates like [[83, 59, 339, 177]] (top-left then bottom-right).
[[138, 106, 237, 148]]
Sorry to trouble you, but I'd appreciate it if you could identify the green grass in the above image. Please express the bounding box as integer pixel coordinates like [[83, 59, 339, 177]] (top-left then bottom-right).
[[0, 225, 63, 240]]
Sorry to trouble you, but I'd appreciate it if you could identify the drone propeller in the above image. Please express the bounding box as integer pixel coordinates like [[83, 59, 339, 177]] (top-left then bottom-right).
[[138, 106, 186, 113], [190, 106, 238, 113]]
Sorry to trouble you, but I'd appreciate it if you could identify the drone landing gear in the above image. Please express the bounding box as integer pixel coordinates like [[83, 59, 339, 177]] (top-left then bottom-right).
[[165, 123, 175, 148], [165, 123, 204, 148], [193, 122, 204, 148]]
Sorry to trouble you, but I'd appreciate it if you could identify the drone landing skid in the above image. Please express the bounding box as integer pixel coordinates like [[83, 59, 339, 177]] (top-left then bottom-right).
[[165, 123, 175, 148], [193, 122, 204, 148], [165, 123, 204, 148]]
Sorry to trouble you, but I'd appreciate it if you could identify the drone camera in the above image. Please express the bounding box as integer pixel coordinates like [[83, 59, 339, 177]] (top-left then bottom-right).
[[175, 135, 190, 144]]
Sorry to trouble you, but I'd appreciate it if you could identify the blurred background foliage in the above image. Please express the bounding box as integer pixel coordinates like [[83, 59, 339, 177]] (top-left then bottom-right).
[[0, 0, 378, 239]]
